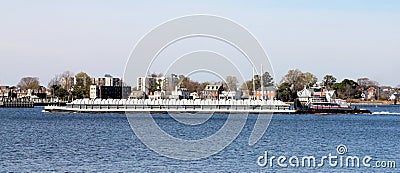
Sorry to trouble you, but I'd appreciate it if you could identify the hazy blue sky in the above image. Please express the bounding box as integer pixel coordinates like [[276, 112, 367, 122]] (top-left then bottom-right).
[[1, 0, 399, 87]]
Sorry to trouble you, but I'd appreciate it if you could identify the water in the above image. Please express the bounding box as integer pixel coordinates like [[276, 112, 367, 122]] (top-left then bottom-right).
[[0, 105, 399, 172]]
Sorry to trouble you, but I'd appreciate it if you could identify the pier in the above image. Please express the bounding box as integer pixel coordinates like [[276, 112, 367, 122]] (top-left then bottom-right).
[[0, 101, 34, 108]]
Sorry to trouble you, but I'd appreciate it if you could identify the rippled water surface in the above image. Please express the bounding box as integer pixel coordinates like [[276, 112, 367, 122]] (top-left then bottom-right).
[[0, 105, 399, 172]]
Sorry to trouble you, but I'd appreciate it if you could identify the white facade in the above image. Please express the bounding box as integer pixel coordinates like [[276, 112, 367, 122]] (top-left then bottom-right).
[[89, 85, 98, 99], [105, 77, 113, 86], [219, 91, 237, 100], [171, 86, 190, 99], [92, 76, 121, 87], [155, 77, 166, 91], [149, 90, 165, 100], [190, 92, 199, 99], [136, 76, 166, 93], [137, 77, 149, 93], [297, 87, 312, 102], [389, 92, 397, 100]]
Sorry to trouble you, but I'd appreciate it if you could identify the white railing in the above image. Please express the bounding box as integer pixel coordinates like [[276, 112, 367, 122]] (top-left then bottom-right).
[[66, 99, 291, 111], [69, 98, 289, 106]]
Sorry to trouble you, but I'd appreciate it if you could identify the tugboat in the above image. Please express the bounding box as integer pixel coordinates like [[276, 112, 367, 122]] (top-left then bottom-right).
[[294, 86, 371, 114]]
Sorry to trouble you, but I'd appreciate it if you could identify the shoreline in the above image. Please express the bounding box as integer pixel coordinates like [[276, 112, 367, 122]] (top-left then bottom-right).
[[286, 100, 398, 106], [347, 100, 397, 105]]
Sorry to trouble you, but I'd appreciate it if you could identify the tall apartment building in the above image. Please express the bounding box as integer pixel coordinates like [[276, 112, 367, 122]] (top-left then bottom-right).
[[136, 74, 179, 94], [91, 74, 122, 87], [90, 74, 131, 99]]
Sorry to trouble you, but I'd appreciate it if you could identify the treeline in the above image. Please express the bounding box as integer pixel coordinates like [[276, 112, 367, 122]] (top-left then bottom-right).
[[7, 69, 398, 102], [48, 71, 92, 101], [12, 71, 92, 101], [152, 72, 274, 94], [276, 69, 391, 102]]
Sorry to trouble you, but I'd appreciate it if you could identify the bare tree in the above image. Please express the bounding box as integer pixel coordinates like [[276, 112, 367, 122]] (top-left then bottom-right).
[[357, 77, 379, 90], [48, 74, 62, 88], [281, 69, 303, 91], [60, 71, 74, 91], [281, 69, 299, 91], [281, 69, 318, 92], [17, 77, 41, 90], [225, 76, 238, 91], [179, 76, 201, 93], [303, 72, 318, 87]]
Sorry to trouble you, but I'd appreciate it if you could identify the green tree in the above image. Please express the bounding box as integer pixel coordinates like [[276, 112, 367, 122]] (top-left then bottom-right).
[[262, 72, 274, 87], [50, 85, 69, 100], [254, 75, 261, 90], [72, 72, 91, 99], [240, 77, 259, 96], [240, 72, 273, 96], [148, 79, 161, 94], [323, 75, 337, 89], [332, 79, 360, 99], [277, 82, 292, 102], [241, 80, 253, 93]]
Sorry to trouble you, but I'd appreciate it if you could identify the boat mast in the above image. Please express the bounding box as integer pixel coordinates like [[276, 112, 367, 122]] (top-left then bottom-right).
[[261, 64, 264, 100], [252, 68, 256, 100]]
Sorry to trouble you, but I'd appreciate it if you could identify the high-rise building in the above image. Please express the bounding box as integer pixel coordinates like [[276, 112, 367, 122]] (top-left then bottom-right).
[[90, 74, 131, 99]]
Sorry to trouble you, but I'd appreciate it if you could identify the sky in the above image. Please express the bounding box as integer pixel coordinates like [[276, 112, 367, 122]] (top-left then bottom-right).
[[1, 0, 399, 87]]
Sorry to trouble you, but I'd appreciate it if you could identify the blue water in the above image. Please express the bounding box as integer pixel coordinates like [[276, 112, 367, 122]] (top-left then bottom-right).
[[0, 105, 399, 172]]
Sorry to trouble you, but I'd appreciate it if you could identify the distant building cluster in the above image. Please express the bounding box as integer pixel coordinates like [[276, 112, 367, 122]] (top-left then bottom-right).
[[296, 83, 400, 102], [3, 71, 398, 103], [0, 86, 50, 102], [133, 74, 277, 100], [362, 86, 398, 101], [89, 74, 131, 99], [0, 74, 132, 102]]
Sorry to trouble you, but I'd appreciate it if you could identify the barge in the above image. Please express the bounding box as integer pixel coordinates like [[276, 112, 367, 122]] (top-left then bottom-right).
[[43, 88, 372, 114], [43, 98, 295, 114]]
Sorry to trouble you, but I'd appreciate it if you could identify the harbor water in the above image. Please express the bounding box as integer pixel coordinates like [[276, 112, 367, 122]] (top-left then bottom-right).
[[0, 105, 399, 172]]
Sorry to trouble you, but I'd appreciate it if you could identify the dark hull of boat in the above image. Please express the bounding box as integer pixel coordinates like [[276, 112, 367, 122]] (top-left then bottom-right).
[[296, 109, 372, 114]]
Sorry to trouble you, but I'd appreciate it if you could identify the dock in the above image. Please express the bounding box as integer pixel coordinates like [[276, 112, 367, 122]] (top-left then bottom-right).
[[0, 101, 34, 108]]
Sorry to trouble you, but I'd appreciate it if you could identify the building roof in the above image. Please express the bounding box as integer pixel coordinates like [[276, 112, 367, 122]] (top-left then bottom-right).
[[204, 85, 222, 91], [256, 86, 276, 91], [297, 87, 312, 98]]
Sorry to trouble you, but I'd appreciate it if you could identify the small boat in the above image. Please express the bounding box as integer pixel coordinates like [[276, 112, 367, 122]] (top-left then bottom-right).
[[294, 86, 371, 114]]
